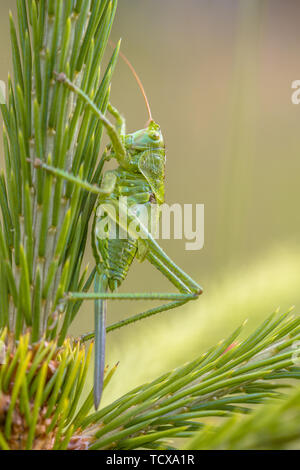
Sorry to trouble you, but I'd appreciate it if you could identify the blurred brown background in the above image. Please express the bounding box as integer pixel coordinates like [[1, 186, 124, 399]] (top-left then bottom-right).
[[1, 1, 300, 404]]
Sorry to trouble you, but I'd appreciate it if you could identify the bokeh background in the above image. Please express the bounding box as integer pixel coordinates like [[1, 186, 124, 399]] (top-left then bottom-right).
[[1, 0, 300, 405]]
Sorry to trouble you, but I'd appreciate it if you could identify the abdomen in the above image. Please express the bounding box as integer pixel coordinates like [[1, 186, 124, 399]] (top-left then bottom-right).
[[93, 168, 157, 291]]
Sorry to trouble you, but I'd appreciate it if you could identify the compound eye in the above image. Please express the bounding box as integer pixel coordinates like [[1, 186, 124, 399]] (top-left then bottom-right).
[[150, 131, 160, 141]]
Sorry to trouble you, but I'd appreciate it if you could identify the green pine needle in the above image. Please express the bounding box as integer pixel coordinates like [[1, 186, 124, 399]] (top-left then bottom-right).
[[0, 0, 119, 340]]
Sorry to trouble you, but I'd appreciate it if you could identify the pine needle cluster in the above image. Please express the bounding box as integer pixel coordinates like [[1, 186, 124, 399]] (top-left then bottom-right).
[[0, 0, 300, 450]]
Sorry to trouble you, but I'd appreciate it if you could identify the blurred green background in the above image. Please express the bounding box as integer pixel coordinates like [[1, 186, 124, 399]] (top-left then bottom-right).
[[1, 0, 300, 405]]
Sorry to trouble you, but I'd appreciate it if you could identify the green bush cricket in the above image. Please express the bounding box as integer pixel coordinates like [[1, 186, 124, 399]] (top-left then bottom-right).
[[33, 50, 203, 409]]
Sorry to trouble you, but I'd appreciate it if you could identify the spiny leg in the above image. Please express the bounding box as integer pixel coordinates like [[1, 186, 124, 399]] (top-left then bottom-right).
[[30, 159, 117, 196], [55, 73, 129, 167], [71, 202, 202, 343], [107, 103, 126, 137], [63, 191, 202, 328], [81, 300, 188, 343], [79, 249, 202, 342], [31, 162, 202, 299], [112, 249, 202, 328], [100, 199, 202, 295], [31, 164, 202, 316], [68, 292, 197, 301]]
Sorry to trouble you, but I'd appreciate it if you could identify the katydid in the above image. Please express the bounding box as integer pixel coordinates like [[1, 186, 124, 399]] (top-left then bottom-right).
[[35, 52, 203, 409]]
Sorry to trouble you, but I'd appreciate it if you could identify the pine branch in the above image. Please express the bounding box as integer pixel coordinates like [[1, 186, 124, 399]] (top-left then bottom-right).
[[0, 328, 118, 450], [77, 308, 300, 450], [186, 383, 300, 450], [1, 307, 300, 449], [0, 0, 119, 342], [1, 0, 300, 452]]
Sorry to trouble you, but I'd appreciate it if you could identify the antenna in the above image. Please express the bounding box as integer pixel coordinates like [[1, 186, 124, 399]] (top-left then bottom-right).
[[110, 41, 153, 122]]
